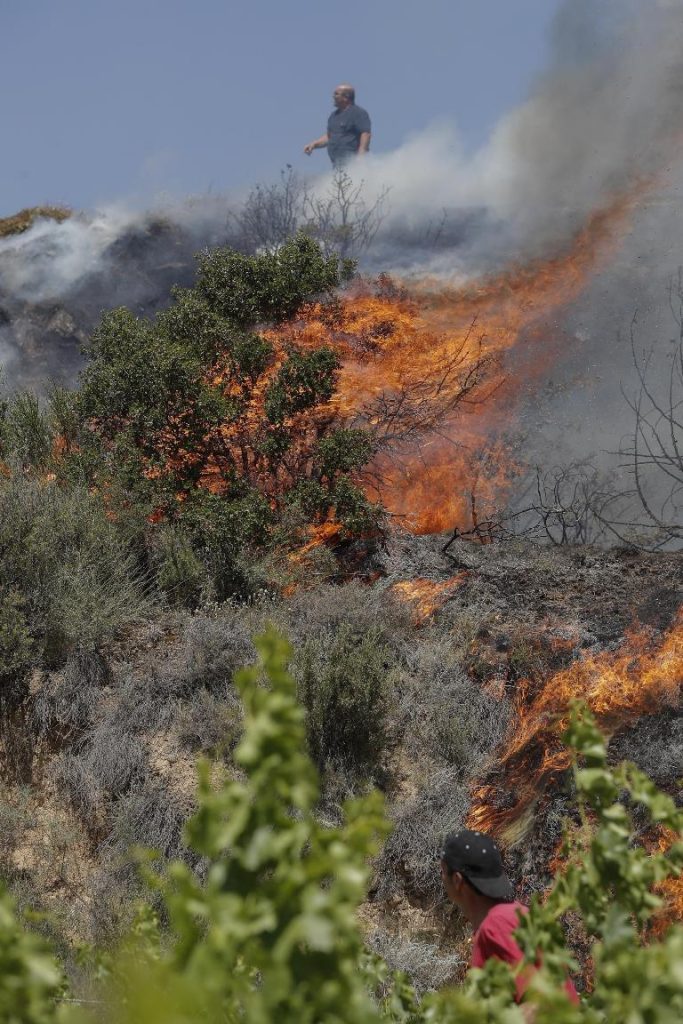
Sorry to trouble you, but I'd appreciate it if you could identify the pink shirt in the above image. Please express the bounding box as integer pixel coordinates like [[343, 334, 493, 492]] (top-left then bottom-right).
[[471, 901, 579, 1005]]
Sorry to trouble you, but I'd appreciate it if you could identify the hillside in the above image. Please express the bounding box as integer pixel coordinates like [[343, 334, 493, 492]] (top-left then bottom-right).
[[0, 205, 681, 1016], [1, 527, 679, 990]]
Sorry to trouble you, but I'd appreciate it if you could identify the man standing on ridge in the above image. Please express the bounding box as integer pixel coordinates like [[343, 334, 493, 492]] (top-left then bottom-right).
[[439, 829, 579, 1009], [304, 84, 371, 168]]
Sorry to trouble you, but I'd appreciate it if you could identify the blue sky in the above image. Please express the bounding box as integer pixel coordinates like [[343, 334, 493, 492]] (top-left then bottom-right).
[[1, 0, 565, 216]]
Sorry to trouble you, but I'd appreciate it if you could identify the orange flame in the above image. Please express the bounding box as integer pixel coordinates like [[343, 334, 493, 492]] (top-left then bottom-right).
[[390, 573, 468, 623], [468, 610, 683, 844], [97, 190, 637, 537], [647, 827, 683, 938], [268, 192, 637, 534], [653, 875, 683, 936], [286, 521, 342, 566]]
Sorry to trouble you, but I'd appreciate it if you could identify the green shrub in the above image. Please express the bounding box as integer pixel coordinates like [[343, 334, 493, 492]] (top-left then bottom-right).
[[69, 231, 380, 602], [296, 624, 391, 774], [1, 392, 52, 468], [332, 475, 384, 536], [0, 474, 149, 665], [264, 347, 340, 423], [316, 428, 376, 478], [2, 232, 381, 617], [45, 544, 148, 660], [195, 231, 354, 325], [0, 590, 34, 705], [173, 489, 273, 603]]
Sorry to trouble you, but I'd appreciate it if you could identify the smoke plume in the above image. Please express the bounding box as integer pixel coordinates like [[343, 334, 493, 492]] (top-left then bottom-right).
[[339, 0, 683, 274], [1, 0, 682, 536]]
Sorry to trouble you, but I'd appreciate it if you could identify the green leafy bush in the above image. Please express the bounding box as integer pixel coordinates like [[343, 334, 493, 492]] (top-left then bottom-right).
[[0, 590, 34, 705], [195, 232, 354, 325], [68, 231, 380, 600], [297, 623, 392, 775], [167, 488, 273, 603], [0, 232, 380, 619], [0, 474, 149, 666]]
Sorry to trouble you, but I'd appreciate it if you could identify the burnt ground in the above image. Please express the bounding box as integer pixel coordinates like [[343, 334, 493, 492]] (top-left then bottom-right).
[[0, 532, 681, 993], [382, 531, 683, 635]]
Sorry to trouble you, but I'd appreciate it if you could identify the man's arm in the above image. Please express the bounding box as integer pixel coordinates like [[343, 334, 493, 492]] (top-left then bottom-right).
[[304, 133, 329, 155], [358, 131, 371, 154]]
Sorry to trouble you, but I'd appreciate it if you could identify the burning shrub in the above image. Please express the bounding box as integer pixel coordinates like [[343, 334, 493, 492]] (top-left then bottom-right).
[[264, 347, 340, 422], [68, 232, 380, 601]]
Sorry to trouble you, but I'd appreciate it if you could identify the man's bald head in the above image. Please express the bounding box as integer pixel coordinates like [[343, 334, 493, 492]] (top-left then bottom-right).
[[333, 83, 355, 108]]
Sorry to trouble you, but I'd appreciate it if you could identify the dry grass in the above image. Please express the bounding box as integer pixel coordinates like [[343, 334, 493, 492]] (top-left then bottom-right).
[[0, 205, 71, 239]]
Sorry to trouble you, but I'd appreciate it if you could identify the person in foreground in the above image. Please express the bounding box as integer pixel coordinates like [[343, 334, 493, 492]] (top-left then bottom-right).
[[440, 829, 579, 1008], [304, 83, 371, 168]]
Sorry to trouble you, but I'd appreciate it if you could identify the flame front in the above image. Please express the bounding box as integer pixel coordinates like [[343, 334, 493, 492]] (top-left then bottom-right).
[[270, 193, 636, 533], [468, 611, 683, 844], [127, 191, 638, 537], [648, 827, 683, 938]]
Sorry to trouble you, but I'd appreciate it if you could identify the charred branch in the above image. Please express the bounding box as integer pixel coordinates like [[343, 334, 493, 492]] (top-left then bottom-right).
[[303, 170, 390, 259], [613, 290, 683, 546]]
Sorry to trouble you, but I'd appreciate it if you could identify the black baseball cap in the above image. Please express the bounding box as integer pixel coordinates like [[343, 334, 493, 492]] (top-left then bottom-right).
[[441, 829, 514, 901]]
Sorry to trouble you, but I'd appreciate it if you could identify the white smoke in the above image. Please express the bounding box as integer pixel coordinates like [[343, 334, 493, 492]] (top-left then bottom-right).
[[0, 207, 137, 303], [2, 0, 683, 405], [0, 192, 236, 306], [306, 0, 683, 273], [2, 1, 681, 306]]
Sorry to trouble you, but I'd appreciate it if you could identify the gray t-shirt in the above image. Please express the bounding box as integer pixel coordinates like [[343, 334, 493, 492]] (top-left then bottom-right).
[[327, 104, 371, 165]]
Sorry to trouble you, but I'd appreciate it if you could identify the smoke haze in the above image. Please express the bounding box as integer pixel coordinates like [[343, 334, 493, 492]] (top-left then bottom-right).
[[1, 0, 682, 530], [345, 0, 683, 272]]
